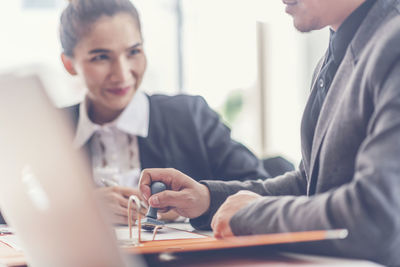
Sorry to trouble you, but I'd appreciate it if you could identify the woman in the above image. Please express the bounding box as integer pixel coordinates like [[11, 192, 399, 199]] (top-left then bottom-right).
[[59, 0, 270, 224]]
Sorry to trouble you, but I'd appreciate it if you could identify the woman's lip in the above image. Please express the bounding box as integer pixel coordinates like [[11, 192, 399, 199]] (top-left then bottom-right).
[[106, 86, 132, 96]]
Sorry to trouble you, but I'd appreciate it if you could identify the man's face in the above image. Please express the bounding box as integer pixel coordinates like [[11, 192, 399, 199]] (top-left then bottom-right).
[[282, 0, 362, 32]]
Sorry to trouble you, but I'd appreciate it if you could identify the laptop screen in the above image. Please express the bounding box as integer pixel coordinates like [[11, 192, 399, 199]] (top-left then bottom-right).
[[0, 74, 144, 267]]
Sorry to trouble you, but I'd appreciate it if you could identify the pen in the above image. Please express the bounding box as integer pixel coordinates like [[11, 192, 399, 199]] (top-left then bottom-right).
[[101, 178, 119, 187], [0, 227, 13, 235], [101, 178, 148, 209]]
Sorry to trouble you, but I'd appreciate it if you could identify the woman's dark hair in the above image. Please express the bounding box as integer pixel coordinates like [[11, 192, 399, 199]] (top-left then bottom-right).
[[60, 0, 142, 57]]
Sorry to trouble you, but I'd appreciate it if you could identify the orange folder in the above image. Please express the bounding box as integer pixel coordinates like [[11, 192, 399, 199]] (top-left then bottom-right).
[[125, 229, 348, 255], [0, 229, 347, 266]]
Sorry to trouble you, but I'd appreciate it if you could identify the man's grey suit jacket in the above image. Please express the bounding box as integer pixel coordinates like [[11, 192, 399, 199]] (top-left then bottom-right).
[[191, 0, 400, 265]]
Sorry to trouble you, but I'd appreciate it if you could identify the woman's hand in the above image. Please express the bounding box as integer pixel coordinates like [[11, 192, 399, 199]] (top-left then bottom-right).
[[96, 186, 147, 225]]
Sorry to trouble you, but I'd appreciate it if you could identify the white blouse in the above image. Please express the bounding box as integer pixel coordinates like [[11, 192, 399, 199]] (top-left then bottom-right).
[[73, 91, 150, 188]]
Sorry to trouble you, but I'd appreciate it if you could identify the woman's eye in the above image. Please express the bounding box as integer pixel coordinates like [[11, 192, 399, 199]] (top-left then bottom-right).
[[129, 49, 141, 56], [91, 54, 109, 62]]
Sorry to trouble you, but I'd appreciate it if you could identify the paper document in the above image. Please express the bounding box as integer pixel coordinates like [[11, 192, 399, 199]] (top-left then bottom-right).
[[0, 235, 23, 251], [115, 223, 211, 242], [0, 223, 210, 252]]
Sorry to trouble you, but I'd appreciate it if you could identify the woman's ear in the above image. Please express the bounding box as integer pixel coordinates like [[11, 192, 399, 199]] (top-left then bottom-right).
[[61, 53, 77, 75]]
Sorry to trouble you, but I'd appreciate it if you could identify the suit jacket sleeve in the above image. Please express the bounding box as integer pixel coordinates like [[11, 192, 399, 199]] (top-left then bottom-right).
[[190, 163, 307, 229], [229, 60, 400, 263], [190, 96, 269, 180]]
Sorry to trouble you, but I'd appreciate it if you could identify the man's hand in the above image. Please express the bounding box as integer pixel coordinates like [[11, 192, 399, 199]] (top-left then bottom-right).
[[139, 168, 211, 218], [158, 210, 180, 222], [96, 186, 147, 225], [211, 190, 262, 238]]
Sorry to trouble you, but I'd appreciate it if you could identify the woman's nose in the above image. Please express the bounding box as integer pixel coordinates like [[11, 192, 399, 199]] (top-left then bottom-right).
[[109, 57, 132, 83]]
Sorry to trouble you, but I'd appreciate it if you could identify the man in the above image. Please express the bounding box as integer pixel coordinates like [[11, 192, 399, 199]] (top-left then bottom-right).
[[139, 0, 400, 265]]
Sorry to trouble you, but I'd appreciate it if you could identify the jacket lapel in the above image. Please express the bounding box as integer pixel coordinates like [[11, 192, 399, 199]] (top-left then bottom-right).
[[300, 54, 326, 181], [307, 55, 355, 194], [351, 0, 396, 64]]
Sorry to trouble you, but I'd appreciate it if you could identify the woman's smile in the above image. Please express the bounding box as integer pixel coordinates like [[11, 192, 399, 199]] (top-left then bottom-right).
[[105, 86, 132, 96]]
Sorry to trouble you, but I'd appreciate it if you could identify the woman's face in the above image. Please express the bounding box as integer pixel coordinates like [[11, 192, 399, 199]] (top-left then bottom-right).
[[63, 13, 146, 120]]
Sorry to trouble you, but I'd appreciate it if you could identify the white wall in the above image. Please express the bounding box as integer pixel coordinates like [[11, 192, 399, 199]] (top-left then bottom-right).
[[182, 0, 329, 163]]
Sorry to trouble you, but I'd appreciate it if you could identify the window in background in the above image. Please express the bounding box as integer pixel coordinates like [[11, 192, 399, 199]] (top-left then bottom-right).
[[134, 0, 179, 95], [181, 0, 328, 163]]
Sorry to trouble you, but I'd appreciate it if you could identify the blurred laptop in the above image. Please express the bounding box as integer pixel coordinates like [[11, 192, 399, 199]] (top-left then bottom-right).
[[0, 74, 144, 267]]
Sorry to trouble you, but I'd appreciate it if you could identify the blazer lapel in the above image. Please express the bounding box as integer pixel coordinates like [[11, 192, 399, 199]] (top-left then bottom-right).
[[300, 53, 327, 181], [351, 0, 396, 63], [308, 55, 355, 194]]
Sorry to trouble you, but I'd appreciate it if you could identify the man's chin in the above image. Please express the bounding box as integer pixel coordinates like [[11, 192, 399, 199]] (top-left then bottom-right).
[[294, 23, 313, 33], [293, 19, 324, 33]]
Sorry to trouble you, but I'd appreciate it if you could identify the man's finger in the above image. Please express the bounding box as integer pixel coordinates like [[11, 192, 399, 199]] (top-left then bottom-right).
[[139, 169, 155, 200], [139, 168, 176, 200], [220, 226, 234, 238], [211, 203, 225, 231], [212, 215, 228, 239], [140, 168, 175, 186], [139, 183, 151, 202], [157, 207, 171, 213], [212, 219, 223, 239], [211, 211, 219, 234], [148, 190, 187, 209]]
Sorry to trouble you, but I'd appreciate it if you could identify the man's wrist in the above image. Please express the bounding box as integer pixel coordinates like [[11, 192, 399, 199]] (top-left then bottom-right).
[[198, 183, 211, 217]]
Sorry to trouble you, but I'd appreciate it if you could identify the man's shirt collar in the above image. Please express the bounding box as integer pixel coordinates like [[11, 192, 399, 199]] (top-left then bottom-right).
[[330, 0, 376, 65]]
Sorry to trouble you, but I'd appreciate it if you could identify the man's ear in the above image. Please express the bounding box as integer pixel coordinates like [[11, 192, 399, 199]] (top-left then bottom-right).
[[61, 53, 78, 75]]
